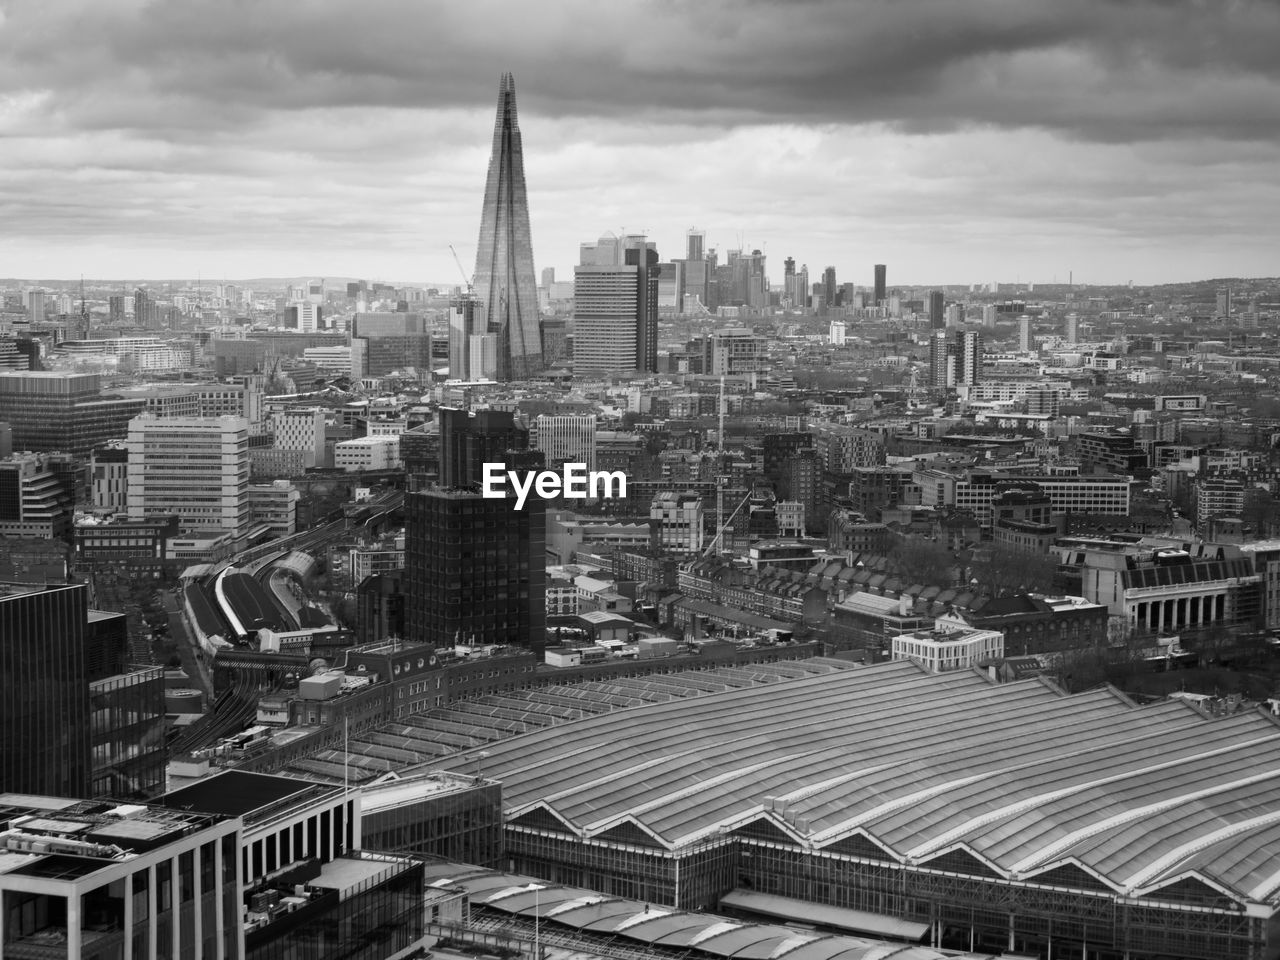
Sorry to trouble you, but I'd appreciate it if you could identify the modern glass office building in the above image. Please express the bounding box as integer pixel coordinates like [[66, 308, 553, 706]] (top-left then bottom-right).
[[0, 583, 91, 797]]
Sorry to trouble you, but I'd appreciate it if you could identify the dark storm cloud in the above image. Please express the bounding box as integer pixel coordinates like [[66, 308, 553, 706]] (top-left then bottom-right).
[[3, 0, 1278, 142]]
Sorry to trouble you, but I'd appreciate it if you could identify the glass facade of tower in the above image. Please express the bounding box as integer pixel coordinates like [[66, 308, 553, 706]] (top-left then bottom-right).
[[0, 583, 91, 797], [90, 666, 168, 799], [472, 73, 544, 380]]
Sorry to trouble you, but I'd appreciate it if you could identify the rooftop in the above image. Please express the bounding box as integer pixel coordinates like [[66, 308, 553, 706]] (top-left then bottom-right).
[[437, 659, 1280, 908], [162, 770, 339, 822], [0, 795, 231, 880]]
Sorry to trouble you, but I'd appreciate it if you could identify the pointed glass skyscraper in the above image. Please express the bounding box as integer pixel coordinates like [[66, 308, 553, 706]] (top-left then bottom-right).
[[473, 73, 543, 380]]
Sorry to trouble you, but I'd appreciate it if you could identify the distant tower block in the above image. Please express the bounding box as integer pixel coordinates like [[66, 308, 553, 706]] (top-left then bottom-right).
[[473, 73, 544, 380]]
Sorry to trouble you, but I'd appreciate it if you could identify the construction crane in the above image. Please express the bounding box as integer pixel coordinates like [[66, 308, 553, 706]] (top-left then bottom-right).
[[449, 245, 473, 294], [703, 486, 754, 558], [704, 375, 754, 558]]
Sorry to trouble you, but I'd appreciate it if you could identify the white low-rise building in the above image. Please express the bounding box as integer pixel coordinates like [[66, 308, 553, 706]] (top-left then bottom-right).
[[892, 625, 1004, 673], [334, 435, 401, 472]]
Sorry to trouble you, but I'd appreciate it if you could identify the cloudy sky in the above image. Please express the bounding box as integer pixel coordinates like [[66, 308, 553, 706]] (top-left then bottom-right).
[[1, 0, 1277, 286]]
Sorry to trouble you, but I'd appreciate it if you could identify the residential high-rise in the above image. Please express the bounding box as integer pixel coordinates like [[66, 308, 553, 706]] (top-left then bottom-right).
[[91, 443, 130, 511], [473, 73, 543, 380], [795, 264, 809, 310], [108, 294, 127, 323], [26, 289, 46, 322], [134, 287, 156, 329], [405, 408, 546, 651], [929, 291, 945, 329], [874, 263, 887, 304], [533, 413, 597, 471], [1020, 316, 1033, 352], [929, 329, 983, 389], [126, 414, 250, 535], [1066, 314, 1080, 345]]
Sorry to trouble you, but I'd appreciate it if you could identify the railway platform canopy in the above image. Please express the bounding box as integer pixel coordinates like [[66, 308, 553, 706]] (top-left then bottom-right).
[[441, 659, 1280, 913], [423, 861, 991, 960]]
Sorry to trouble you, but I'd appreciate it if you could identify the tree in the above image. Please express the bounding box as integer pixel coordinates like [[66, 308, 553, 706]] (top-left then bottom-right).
[[968, 544, 1060, 597], [886, 537, 956, 589]]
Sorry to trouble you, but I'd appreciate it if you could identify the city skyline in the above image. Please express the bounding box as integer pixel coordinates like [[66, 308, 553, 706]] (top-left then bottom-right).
[[0, 1, 1276, 285]]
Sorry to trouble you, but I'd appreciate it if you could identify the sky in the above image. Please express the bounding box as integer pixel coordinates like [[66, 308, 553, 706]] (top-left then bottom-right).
[[0, 0, 1278, 287]]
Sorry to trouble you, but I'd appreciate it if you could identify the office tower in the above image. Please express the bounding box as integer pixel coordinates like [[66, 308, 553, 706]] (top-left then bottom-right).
[[683, 257, 710, 313], [533, 413, 597, 471], [0, 371, 145, 456], [1, 595, 142, 806], [655, 261, 684, 316], [727, 248, 767, 310], [473, 72, 543, 380], [1, 584, 91, 796], [0, 452, 75, 539], [573, 234, 658, 374], [1020, 316, 1032, 352], [687, 228, 705, 262], [541, 266, 555, 287], [1217, 287, 1232, 318], [126, 415, 250, 535], [289, 301, 322, 332], [874, 263, 887, 304], [930, 329, 983, 388], [823, 266, 837, 307], [26, 289, 46, 322], [574, 264, 638, 372], [929, 291, 945, 329], [795, 264, 809, 310], [211, 337, 267, 376], [437, 407, 529, 489], [406, 408, 546, 651], [108, 294, 126, 323], [352, 311, 433, 380], [628, 237, 661, 369], [1066, 314, 1079, 345]]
